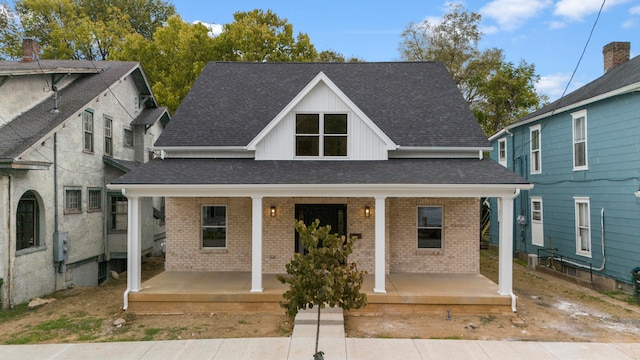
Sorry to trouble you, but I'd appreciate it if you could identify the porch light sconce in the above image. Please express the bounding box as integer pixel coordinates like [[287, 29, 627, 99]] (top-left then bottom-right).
[[270, 206, 276, 217], [364, 206, 370, 218]]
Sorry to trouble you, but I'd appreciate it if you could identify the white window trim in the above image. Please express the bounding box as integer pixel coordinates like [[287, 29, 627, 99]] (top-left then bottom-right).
[[295, 112, 349, 159], [416, 205, 444, 250], [83, 109, 94, 153], [572, 110, 588, 171], [530, 124, 541, 174], [201, 205, 227, 249], [530, 196, 543, 247], [574, 197, 591, 257], [64, 187, 82, 214], [498, 138, 507, 167]]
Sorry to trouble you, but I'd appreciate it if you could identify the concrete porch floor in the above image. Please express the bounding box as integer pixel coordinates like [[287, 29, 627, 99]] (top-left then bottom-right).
[[127, 272, 513, 315]]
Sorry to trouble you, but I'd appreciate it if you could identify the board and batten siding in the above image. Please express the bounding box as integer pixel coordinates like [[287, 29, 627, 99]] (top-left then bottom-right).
[[254, 82, 388, 160], [488, 91, 640, 285]]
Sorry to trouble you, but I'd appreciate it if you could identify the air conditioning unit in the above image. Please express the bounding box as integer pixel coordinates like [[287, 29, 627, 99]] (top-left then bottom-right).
[[527, 254, 538, 270]]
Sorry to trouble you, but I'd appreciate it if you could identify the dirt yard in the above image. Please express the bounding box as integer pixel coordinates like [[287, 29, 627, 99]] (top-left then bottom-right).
[[0, 251, 639, 344]]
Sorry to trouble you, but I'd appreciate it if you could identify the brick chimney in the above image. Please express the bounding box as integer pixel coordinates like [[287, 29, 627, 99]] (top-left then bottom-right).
[[21, 39, 40, 62], [603, 41, 630, 73]]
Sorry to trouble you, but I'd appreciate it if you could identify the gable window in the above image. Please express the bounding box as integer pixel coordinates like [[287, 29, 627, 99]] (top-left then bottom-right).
[[295, 113, 347, 157], [572, 110, 588, 170], [109, 194, 128, 231], [530, 125, 541, 174], [88, 188, 101, 211], [17, 191, 39, 251], [65, 188, 82, 214], [202, 205, 226, 248], [104, 116, 113, 157], [83, 110, 94, 153], [124, 128, 134, 148], [498, 138, 507, 167], [417, 206, 443, 249], [574, 197, 591, 257]]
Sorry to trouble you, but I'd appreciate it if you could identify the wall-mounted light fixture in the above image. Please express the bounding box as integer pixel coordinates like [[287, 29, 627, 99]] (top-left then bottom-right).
[[364, 206, 370, 218], [270, 206, 276, 217]]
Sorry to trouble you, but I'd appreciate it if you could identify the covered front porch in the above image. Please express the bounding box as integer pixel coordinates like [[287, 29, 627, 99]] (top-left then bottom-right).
[[126, 271, 513, 315]]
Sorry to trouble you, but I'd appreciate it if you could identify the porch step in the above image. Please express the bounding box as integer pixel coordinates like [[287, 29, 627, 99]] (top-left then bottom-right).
[[292, 306, 345, 338]]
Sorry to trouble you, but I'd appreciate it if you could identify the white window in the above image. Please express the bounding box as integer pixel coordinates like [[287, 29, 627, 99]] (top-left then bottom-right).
[[572, 110, 588, 170], [498, 138, 507, 167], [574, 197, 591, 257], [88, 188, 101, 211], [530, 125, 541, 174], [104, 116, 113, 157], [295, 113, 347, 157], [202, 205, 226, 248], [417, 206, 443, 249], [531, 197, 543, 246], [83, 110, 94, 153]]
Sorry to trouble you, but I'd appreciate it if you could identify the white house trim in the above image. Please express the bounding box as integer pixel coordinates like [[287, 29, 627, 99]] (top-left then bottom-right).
[[250, 196, 263, 293], [246, 71, 397, 152], [373, 196, 387, 293]]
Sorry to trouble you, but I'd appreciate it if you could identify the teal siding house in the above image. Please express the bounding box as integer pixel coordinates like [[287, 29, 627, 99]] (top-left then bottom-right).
[[488, 42, 640, 290]]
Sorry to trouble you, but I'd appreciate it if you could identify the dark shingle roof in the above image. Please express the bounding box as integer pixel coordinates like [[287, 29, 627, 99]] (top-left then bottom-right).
[[156, 62, 489, 148], [112, 158, 528, 186], [517, 55, 640, 123], [131, 106, 170, 127], [0, 61, 146, 159]]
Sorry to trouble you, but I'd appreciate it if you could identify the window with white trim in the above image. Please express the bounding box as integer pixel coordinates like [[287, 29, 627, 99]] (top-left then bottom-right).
[[83, 110, 94, 153], [530, 125, 541, 174], [572, 110, 588, 170], [295, 113, 347, 157], [202, 205, 226, 248], [417, 206, 443, 249], [531, 197, 543, 247], [498, 138, 507, 167], [574, 197, 591, 257], [104, 116, 113, 157]]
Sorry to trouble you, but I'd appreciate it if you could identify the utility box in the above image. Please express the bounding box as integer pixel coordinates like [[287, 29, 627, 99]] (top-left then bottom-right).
[[527, 254, 538, 270], [53, 231, 69, 262]]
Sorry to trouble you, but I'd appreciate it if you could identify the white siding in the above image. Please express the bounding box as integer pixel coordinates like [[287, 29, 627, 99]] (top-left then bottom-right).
[[255, 82, 388, 160]]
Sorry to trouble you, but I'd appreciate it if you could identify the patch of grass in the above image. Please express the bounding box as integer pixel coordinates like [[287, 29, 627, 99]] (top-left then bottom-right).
[[0, 304, 30, 324], [430, 335, 462, 340], [143, 328, 162, 341], [238, 319, 251, 325], [374, 334, 392, 338], [3, 315, 103, 345]]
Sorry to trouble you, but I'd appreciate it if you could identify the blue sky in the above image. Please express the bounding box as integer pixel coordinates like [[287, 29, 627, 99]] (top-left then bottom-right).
[[172, 0, 639, 101]]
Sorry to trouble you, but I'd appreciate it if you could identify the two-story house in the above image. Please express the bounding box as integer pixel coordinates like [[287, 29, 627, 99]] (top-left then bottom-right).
[[488, 42, 640, 291], [109, 62, 531, 314], [0, 40, 169, 307]]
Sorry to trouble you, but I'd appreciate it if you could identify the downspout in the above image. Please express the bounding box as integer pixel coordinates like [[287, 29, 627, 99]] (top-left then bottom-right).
[[509, 188, 520, 313], [121, 188, 130, 311]]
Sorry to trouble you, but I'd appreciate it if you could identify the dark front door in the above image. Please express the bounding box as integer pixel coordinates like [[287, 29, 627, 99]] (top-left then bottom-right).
[[295, 204, 347, 253]]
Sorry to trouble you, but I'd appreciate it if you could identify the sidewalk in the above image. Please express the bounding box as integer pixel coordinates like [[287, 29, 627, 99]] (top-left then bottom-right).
[[2, 338, 640, 360]]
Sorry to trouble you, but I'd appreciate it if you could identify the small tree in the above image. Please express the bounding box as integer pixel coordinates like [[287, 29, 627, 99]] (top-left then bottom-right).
[[277, 219, 367, 358]]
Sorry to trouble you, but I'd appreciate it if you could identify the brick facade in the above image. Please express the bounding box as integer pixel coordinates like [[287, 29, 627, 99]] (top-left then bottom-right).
[[165, 196, 479, 275]]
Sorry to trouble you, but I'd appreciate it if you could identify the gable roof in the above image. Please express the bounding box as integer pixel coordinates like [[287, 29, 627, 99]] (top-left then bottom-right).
[[0, 60, 157, 161], [510, 54, 640, 129], [155, 62, 489, 149]]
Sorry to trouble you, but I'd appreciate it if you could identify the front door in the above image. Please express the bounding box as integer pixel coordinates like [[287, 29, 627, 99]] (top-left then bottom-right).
[[295, 204, 347, 253]]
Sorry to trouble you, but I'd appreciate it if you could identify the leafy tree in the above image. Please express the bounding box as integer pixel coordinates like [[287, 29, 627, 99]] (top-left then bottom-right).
[[317, 49, 363, 63], [213, 9, 317, 62], [112, 16, 217, 113], [4, 0, 174, 60], [0, 1, 21, 60], [277, 219, 367, 357], [399, 2, 546, 135]]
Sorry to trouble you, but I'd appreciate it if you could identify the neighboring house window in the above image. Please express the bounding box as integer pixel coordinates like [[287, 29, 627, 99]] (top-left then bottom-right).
[[202, 205, 226, 248], [498, 138, 507, 167], [417, 206, 443, 249], [531, 197, 544, 247], [110, 195, 128, 231], [124, 128, 134, 148], [530, 125, 541, 174], [295, 113, 347, 157], [104, 116, 113, 157], [65, 188, 82, 213], [574, 197, 591, 257], [88, 188, 101, 211], [83, 110, 94, 153], [16, 191, 39, 251], [572, 110, 588, 170]]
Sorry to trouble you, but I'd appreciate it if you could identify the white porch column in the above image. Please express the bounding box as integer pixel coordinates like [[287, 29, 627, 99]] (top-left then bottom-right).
[[373, 196, 386, 293], [497, 196, 514, 296], [250, 196, 263, 293], [126, 194, 142, 292]]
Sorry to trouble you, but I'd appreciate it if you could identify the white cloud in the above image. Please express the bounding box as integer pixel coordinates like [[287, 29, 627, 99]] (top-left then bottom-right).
[[631, 5, 640, 15], [548, 21, 567, 30], [554, 0, 630, 21], [480, 25, 499, 35], [480, 0, 552, 30], [537, 73, 583, 100], [622, 19, 636, 28], [193, 21, 223, 37]]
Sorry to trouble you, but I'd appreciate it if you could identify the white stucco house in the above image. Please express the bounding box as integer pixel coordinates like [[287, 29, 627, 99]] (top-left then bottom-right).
[[0, 40, 169, 307], [109, 62, 531, 314]]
